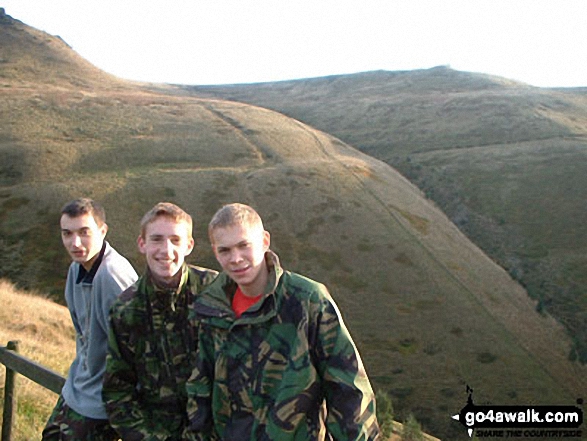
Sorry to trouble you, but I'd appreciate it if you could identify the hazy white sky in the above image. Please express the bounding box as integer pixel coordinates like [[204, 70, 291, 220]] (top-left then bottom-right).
[[2, 0, 586, 87]]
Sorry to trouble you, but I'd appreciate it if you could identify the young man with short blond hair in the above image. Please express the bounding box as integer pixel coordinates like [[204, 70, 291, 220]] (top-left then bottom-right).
[[186, 202, 380, 440], [42, 198, 138, 440], [103, 202, 217, 439]]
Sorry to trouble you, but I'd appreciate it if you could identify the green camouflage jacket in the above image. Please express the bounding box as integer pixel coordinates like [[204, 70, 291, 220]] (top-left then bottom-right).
[[185, 251, 380, 440], [103, 263, 217, 441]]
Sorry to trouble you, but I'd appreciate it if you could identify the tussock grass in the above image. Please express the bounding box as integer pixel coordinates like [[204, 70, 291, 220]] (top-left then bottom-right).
[[0, 279, 75, 440]]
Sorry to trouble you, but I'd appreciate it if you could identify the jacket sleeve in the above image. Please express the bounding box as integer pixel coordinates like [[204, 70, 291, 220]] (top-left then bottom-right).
[[312, 285, 381, 441], [184, 323, 216, 441], [102, 304, 172, 441]]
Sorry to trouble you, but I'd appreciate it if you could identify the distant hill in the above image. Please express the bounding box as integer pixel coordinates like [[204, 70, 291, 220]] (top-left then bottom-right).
[[181, 66, 587, 365], [1, 11, 586, 439], [0, 8, 129, 89]]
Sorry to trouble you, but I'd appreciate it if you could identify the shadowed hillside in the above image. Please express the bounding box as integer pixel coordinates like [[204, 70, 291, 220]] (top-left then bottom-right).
[[182, 67, 587, 364], [1, 11, 586, 439]]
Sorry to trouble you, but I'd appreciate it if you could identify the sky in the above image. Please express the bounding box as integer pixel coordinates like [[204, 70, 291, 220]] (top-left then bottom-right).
[[2, 0, 586, 88]]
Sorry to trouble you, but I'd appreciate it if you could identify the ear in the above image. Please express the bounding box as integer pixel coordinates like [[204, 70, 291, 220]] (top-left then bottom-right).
[[185, 237, 195, 256], [210, 242, 220, 261], [137, 235, 146, 254], [263, 230, 271, 251], [100, 222, 109, 238]]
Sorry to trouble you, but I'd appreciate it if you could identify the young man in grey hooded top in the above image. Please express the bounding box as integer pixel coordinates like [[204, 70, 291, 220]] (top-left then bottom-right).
[[42, 198, 138, 440]]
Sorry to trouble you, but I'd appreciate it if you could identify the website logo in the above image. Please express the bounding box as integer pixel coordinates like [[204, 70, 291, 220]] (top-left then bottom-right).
[[452, 386, 583, 438]]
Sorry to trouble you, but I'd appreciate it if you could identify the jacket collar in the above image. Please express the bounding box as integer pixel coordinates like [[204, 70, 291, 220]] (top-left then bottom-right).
[[140, 262, 190, 312], [76, 241, 108, 284], [195, 250, 283, 325], [261, 250, 283, 297]]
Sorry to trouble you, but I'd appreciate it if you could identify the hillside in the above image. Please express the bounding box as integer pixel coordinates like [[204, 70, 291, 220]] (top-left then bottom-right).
[[182, 67, 587, 364], [1, 11, 586, 439], [0, 8, 134, 90]]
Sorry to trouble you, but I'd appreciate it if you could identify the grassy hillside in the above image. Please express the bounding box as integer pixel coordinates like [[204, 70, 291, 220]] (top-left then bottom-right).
[[0, 7, 136, 90], [183, 67, 587, 364], [1, 12, 586, 439]]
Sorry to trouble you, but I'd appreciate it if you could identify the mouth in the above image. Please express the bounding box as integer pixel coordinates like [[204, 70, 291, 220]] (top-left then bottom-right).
[[156, 257, 176, 267], [231, 266, 250, 276]]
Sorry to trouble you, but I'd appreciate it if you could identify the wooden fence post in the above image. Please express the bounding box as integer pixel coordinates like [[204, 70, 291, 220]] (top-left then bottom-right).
[[1, 340, 19, 441]]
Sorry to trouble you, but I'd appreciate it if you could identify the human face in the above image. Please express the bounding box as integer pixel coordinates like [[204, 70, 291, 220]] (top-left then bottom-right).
[[138, 216, 194, 286], [60, 213, 108, 270], [211, 223, 270, 297]]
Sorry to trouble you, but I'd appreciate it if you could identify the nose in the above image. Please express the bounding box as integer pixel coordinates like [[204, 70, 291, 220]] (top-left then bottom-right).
[[229, 249, 243, 264], [162, 239, 175, 256], [72, 234, 82, 247]]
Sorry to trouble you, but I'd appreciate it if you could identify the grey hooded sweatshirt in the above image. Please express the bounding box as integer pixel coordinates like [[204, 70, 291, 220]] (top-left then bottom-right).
[[61, 241, 138, 419]]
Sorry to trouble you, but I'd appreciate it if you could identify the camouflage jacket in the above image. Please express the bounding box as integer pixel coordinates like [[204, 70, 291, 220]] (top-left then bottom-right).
[[185, 251, 380, 441], [103, 263, 217, 441]]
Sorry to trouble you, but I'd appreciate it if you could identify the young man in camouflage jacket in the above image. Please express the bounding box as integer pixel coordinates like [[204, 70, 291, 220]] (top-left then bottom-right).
[[103, 202, 217, 440], [185, 203, 380, 440]]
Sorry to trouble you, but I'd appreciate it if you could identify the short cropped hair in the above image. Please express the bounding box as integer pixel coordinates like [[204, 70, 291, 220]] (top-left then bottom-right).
[[208, 203, 264, 242], [61, 198, 106, 226], [140, 202, 193, 239]]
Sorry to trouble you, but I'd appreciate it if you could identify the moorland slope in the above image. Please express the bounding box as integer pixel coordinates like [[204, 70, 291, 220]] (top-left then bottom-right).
[[1, 11, 586, 439], [184, 68, 587, 364]]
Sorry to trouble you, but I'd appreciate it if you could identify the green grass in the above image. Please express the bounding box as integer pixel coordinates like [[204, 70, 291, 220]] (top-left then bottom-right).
[[397, 139, 587, 361]]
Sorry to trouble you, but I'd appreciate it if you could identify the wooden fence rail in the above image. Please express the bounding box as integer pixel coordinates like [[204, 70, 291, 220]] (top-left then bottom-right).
[[0, 341, 66, 441]]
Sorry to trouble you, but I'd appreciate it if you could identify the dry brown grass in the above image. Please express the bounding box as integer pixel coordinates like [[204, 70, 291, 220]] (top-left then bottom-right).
[[0, 279, 75, 440]]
